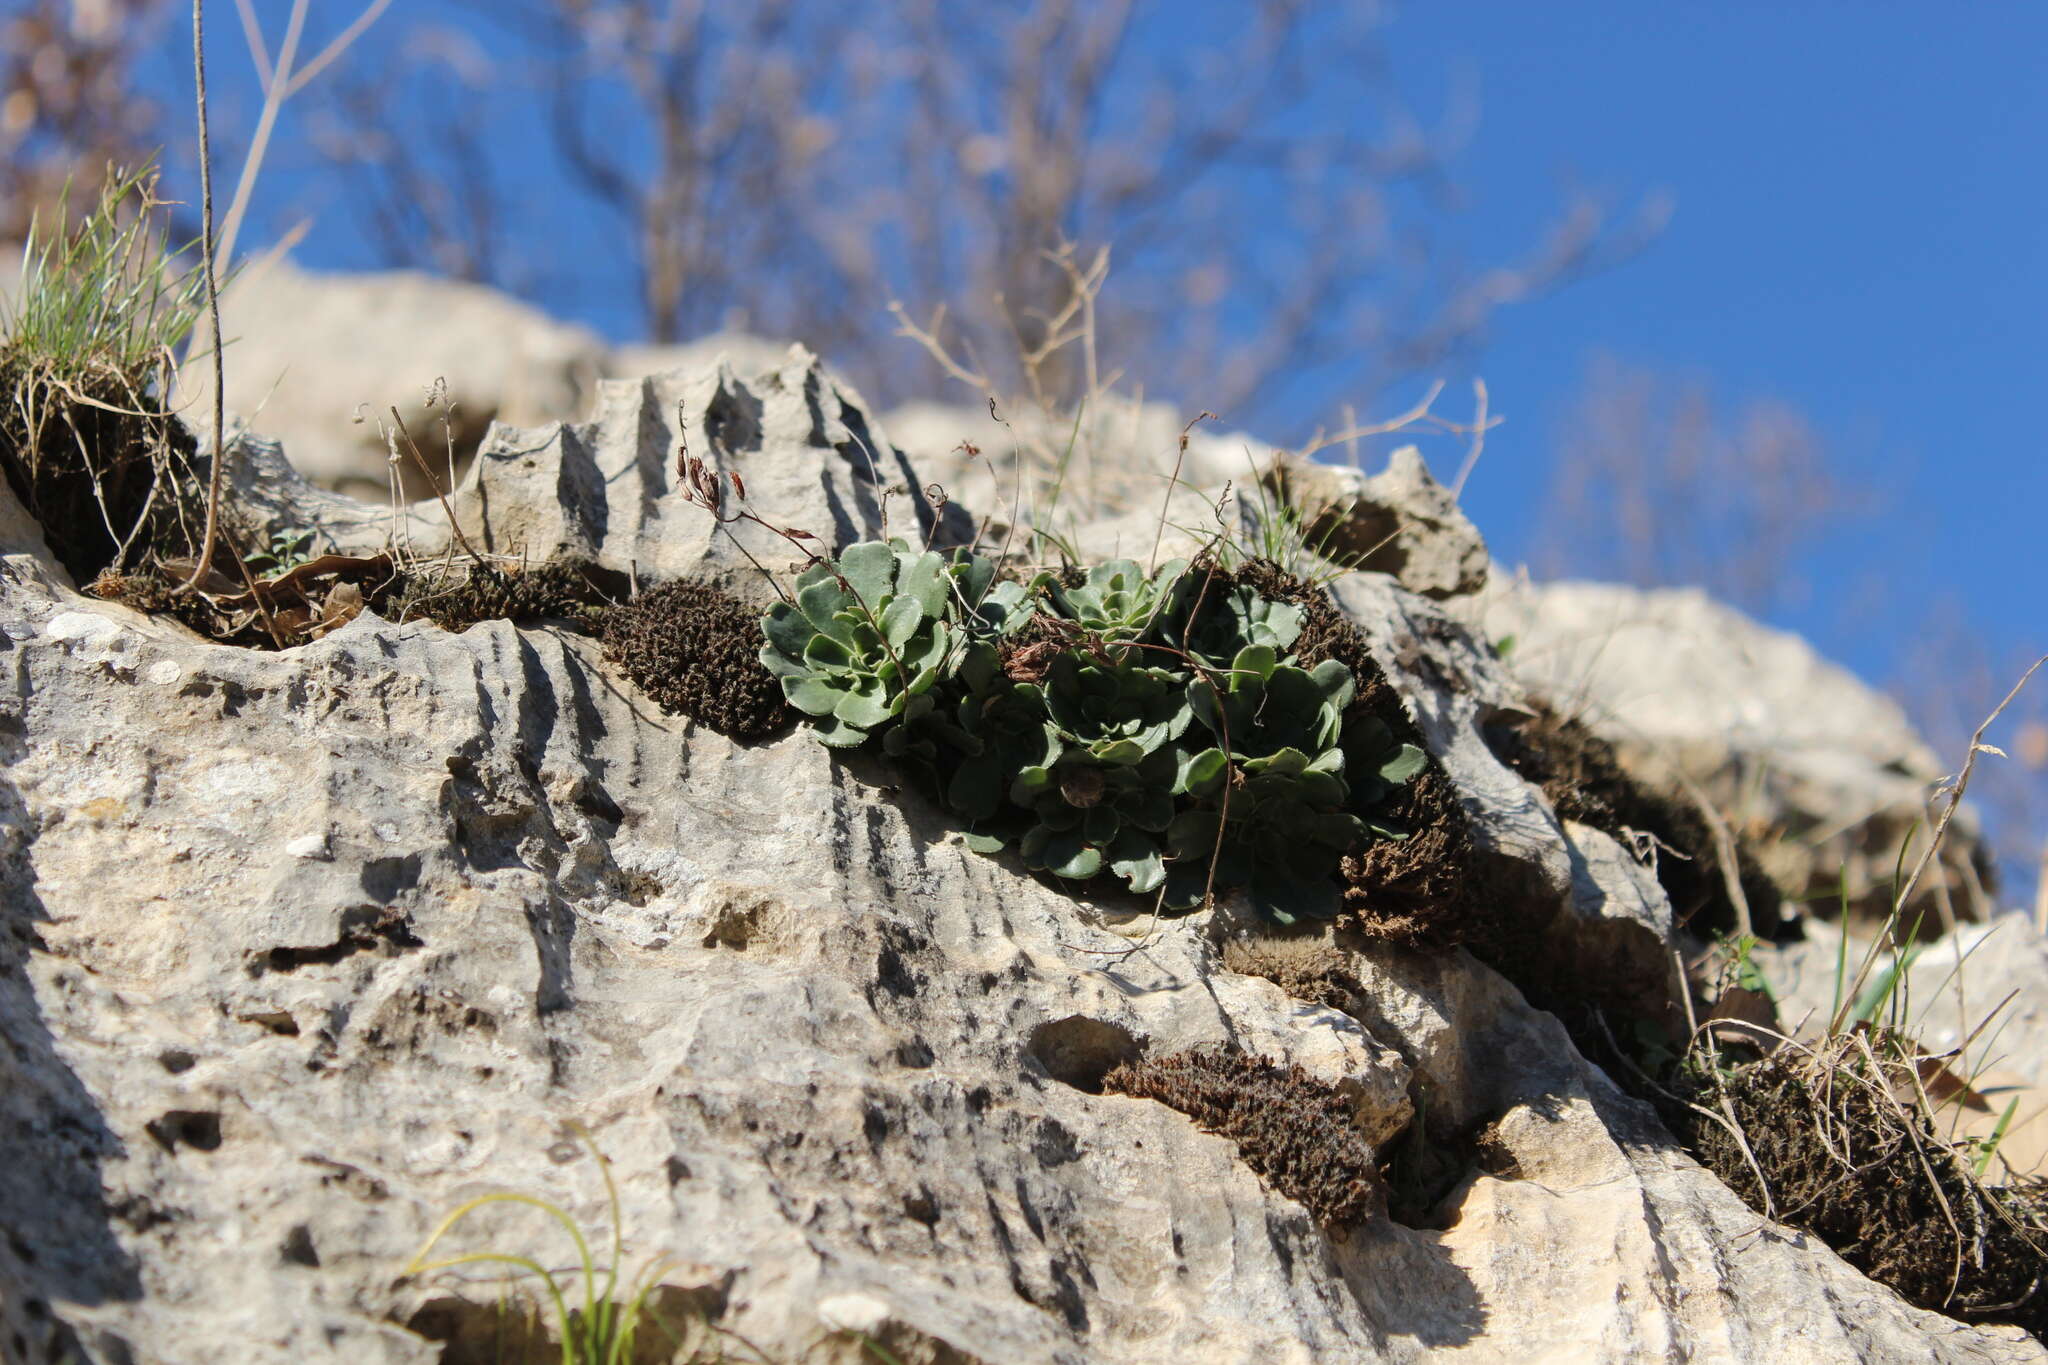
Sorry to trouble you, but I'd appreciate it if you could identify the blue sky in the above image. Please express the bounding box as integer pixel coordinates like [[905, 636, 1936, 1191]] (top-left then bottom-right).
[[135, 2, 2042, 700], [1385, 3, 2044, 691]]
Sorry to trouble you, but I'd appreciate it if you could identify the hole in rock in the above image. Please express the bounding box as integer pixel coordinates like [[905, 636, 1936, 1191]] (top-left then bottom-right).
[[279, 1224, 320, 1267], [145, 1110, 222, 1154], [1027, 1015, 1143, 1094], [255, 906, 425, 974]]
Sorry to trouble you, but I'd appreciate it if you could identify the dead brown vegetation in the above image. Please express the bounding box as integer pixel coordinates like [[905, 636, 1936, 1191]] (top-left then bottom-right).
[[1678, 1040, 2048, 1336], [601, 580, 794, 741], [1104, 1047, 1383, 1229], [1485, 700, 1786, 940], [0, 357, 199, 585]]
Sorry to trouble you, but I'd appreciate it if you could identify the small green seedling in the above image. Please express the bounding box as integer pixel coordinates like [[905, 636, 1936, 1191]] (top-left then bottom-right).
[[405, 1128, 678, 1365]]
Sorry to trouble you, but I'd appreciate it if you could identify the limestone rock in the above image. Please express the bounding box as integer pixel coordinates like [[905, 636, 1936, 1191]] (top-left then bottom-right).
[[1464, 575, 1993, 921], [433, 345, 956, 591], [0, 347, 2039, 1362], [196, 259, 608, 497], [882, 395, 1270, 533], [1262, 447, 1489, 600]]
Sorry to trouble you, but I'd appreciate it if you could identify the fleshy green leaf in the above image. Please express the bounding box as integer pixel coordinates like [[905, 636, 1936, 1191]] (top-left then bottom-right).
[[798, 577, 857, 644], [897, 550, 950, 617], [1177, 747, 1229, 796], [833, 679, 894, 727], [1380, 743, 1428, 784], [811, 715, 870, 747], [1107, 828, 1165, 894], [1229, 643, 1278, 682], [1010, 765, 1054, 805], [762, 604, 815, 659], [881, 596, 922, 649], [784, 677, 843, 716], [803, 634, 855, 669], [837, 541, 898, 610], [948, 759, 1005, 821]]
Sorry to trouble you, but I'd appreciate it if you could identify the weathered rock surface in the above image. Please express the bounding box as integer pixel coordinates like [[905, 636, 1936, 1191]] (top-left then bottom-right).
[[1, 350, 2041, 1363], [1262, 448, 1488, 600], [882, 394, 1269, 530], [199, 259, 609, 497], [891, 401, 1487, 603], [1463, 575, 1993, 921]]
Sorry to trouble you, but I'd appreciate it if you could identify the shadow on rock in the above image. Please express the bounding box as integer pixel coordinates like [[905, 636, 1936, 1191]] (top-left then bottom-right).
[[0, 704, 143, 1360]]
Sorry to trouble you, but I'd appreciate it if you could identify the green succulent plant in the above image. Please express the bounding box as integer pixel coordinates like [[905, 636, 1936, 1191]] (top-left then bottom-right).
[[1038, 557, 1187, 643], [758, 539, 955, 747], [1186, 643, 1352, 760], [1164, 752, 1367, 922], [936, 641, 1060, 825], [1172, 574, 1305, 668], [1041, 649, 1193, 765], [1009, 747, 1178, 891], [1340, 713, 1430, 834], [1166, 644, 1379, 922], [948, 547, 1035, 638], [756, 538, 1424, 925]]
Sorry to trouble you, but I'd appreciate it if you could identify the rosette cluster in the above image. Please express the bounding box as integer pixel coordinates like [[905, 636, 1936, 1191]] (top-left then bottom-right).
[[761, 542, 1423, 923]]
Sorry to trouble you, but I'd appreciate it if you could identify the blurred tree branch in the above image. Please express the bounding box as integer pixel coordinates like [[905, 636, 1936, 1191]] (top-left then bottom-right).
[[1534, 355, 1867, 618], [0, 0, 175, 243], [291, 0, 1663, 428]]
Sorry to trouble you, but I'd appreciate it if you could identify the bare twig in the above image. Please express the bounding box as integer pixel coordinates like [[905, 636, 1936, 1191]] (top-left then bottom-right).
[[388, 406, 486, 568], [181, 0, 228, 595], [1833, 655, 2048, 1035]]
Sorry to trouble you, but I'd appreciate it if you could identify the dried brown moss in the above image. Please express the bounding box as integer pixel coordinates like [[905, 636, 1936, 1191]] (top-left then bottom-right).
[[1680, 1047, 2048, 1336], [601, 580, 793, 740], [1486, 701, 1784, 939], [1103, 1048, 1384, 1228], [376, 559, 620, 634], [1219, 936, 1361, 1011]]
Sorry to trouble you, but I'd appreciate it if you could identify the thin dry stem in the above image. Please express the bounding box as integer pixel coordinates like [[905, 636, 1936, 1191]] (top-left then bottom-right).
[[182, 0, 228, 595], [1834, 656, 2048, 1035], [388, 405, 485, 568]]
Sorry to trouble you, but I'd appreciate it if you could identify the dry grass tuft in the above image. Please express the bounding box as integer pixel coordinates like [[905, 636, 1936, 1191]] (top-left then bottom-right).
[[1680, 1036, 2048, 1334]]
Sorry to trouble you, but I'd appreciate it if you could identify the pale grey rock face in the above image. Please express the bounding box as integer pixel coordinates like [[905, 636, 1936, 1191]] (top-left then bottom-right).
[[435, 346, 949, 591], [0, 349, 2039, 1363], [891, 399, 1488, 605], [194, 259, 608, 497], [1263, 447, 1489, 601], [1463, 574, 1991, 920], [882, 395, 1271, 532]]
